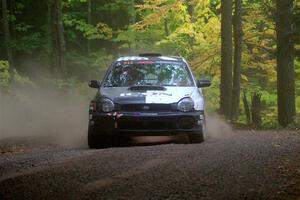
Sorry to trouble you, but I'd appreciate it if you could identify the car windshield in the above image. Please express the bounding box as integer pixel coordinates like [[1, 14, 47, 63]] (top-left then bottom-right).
[[103, 61, 194, 87]]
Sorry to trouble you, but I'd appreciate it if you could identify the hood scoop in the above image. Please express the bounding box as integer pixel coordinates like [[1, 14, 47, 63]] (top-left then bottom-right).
[[128, 85, 167, 91]]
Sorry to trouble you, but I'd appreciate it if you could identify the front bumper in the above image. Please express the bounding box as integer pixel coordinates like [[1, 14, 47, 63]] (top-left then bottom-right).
[[89, 111, 205, 136]]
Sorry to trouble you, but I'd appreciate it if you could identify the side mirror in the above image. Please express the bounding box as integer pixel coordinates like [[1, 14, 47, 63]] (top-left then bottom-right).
[[88, 80, 101, 88], [197, 79, 211, 88]]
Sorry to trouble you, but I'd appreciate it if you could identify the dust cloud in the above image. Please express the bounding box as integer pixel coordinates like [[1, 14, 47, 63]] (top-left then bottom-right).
[[0, 85, 232, 148], [0, 87, 90, 148], [206, 114, 233, 138]]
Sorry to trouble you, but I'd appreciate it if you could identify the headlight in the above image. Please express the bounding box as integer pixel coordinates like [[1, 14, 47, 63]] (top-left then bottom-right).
[[101, 98, 114, 112], [177, 98, 194, 112]]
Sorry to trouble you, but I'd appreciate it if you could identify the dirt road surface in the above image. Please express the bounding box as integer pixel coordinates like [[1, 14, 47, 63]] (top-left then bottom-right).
[[0, 130, 300, 200]]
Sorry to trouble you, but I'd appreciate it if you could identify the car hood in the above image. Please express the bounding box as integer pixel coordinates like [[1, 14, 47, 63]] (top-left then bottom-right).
[[100, 87, 196, 104]]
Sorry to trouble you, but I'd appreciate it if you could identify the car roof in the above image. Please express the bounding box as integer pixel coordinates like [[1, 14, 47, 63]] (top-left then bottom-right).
[[116, 54, 185, 62]]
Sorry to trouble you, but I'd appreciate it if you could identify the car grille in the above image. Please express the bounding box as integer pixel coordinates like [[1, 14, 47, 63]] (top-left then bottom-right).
[[94, 116, 197, 131], [118, 119, 173, 130], [119, 104, 173, 112]]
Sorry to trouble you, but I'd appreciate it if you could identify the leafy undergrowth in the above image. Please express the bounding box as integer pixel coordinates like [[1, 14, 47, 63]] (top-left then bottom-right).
[[0, 145, 26, 155], [232, 122, 300, 132]]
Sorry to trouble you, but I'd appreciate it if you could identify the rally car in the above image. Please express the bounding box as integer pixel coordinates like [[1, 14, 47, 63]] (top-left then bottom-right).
[[88, 53, 211, 148]]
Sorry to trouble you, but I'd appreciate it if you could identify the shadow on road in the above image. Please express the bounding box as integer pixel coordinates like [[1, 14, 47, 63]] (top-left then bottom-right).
[[99, 134, 190, 149]]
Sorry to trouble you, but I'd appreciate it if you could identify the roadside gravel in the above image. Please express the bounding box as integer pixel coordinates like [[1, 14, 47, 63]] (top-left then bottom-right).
[[0, 130, 300, 200]]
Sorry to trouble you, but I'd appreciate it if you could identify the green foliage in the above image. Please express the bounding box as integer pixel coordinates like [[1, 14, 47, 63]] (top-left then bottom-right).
[[44, 77, 93, 98], [0, 61, 10, 90], [97, 0, 135, 16], [2, 0, 299, 128], [64, 17, 112, 40], [203, 78, 220, 113], [156, 22, 195, 57], [115, 26, 163, 52], [14, 32, 44, 54], [0, 61, 36, 94], [65, 49, 114, 80], [12, 70, 35, 88]]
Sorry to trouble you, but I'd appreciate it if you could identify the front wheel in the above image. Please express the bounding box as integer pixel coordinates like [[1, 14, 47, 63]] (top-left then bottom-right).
[[188, 131, 204, 143], [188, 115, 206, 143], [88, 126, 111, 149]]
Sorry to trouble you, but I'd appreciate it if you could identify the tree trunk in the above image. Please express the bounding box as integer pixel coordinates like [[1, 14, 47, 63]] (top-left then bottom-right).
[[251, 92, 262, 127], [2, 0, 14, 69], [57, 0, 66, 74], [48, 0, 66, 76], [231, 0, 243, 120], [164, 18, 169, 37], [220, 0, 233, 118], [186, 0, 196, 47], [87, 0, 92, 55], [242, 90, 251, 125], [48, 0, 55, 73], [186, 0, 196, 24], [276, 0, 295, 127], [46, 0, 52, 59]]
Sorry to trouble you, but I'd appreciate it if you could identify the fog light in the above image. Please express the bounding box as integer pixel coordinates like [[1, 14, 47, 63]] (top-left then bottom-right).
[[178, 117, 195, 129]]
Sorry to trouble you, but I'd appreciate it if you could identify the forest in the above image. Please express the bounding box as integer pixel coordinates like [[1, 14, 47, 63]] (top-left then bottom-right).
[[1, 0, 299, 128]]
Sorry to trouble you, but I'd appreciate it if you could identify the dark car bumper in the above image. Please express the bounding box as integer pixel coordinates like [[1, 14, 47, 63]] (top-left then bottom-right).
[[89, 111, 205, 136]]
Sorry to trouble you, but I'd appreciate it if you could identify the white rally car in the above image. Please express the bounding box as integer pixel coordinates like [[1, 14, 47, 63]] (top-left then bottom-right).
[[88, 53, 211, 148]]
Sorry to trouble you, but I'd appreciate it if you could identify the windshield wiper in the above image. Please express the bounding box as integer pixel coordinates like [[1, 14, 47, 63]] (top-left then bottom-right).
[[128, 85, 167, 91]]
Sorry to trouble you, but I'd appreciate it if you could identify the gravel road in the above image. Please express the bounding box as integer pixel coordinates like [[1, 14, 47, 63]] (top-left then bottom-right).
[[0, 130, 300, 200]]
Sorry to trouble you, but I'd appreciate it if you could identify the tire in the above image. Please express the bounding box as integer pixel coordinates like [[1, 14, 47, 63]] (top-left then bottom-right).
[[188, 116, 206, 143], [88, 126, 99, 148], [88, 134, 99, 149], [188, 131, 204, 143], [88, 126, 111, 149]]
